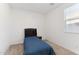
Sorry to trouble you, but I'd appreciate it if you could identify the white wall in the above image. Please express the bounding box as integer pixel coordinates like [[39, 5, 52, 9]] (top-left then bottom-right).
[[9, 8, 45, 44], [0, 3, 11, 54], [46, 4, 79, 54], [0, 4, 45, 54]]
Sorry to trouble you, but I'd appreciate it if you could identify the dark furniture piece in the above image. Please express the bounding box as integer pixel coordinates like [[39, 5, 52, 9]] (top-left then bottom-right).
[[23, 28, 55, 55], [24, 28, 42, 39], [24, 28, 37, 37]]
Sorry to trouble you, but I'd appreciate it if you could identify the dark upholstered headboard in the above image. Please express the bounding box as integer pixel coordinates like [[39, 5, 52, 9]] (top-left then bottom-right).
[[24, 28, 37, 37]]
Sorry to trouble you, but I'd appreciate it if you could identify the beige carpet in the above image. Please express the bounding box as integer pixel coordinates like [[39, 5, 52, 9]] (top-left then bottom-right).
[[5, 40, 77, 55], [5, 44, 23, 55], [45, 40, 77, 55]]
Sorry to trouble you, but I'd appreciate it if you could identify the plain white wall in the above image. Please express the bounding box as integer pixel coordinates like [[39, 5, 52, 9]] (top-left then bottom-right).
[[0, 3, 11, 54], [45, 3, 79, 54], [9, 8, 45, 44], [0, 4, 46, 54]]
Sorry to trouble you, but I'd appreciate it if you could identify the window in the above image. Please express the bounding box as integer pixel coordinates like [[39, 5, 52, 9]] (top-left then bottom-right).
[[64, 4, 79, 33]]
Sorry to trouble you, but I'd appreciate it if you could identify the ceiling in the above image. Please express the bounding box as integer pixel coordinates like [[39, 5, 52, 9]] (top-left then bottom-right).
[[9, 3, 62, 14]]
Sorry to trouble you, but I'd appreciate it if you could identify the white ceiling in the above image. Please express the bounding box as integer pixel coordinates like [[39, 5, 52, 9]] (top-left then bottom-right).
[[9, 3, 62, 14]]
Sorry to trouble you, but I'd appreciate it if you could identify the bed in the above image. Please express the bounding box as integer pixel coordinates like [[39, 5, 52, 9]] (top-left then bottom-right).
[[23, 28, 55, 55]]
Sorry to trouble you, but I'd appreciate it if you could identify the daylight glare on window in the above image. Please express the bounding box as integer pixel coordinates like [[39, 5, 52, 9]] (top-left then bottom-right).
[[65, 4, 79, 24]]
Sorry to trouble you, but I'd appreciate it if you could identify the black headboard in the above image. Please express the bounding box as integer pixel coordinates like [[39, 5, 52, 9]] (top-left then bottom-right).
[[24, 28, 37, 37]]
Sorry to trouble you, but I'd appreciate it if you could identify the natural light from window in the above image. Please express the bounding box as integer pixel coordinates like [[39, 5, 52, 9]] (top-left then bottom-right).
[[64, 4, 79, 33], [65, 4, 79, 24]]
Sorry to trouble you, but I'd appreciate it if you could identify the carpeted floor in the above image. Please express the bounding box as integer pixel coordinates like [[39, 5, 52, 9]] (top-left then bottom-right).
[[5, 44, 23, 55], [5, 40, 77, 55]]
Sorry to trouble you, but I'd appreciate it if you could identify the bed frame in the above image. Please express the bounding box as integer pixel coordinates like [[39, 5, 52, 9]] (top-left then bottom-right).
[[24, 28, 42, 39]]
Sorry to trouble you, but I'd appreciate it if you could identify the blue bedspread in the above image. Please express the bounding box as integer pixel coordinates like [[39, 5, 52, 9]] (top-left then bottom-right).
[[23, 37, 55, 55]]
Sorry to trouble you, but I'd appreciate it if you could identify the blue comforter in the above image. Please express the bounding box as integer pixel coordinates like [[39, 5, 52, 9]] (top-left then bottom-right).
[[23, 37, 55, 55]]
